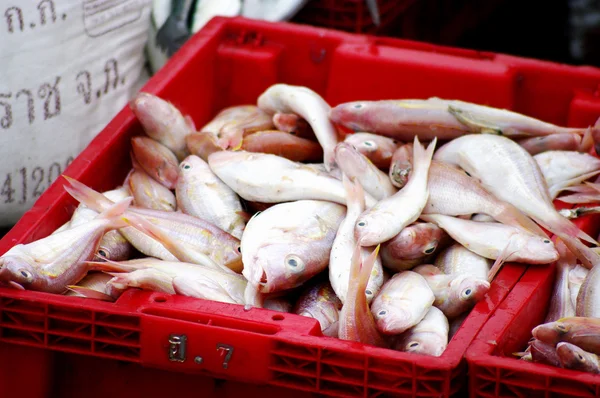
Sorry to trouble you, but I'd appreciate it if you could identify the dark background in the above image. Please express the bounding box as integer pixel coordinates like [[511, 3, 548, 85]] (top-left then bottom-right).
[[294, 0, 599, 66]]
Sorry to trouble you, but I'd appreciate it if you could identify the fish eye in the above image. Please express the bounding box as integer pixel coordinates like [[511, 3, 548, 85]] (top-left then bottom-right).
[[423, 244, 437, 255], [363, 141, 375, 147], [556, 323, 567, 332], [19, 270, 32, 281], [357, 221, 367, 227], [365, 289, 373, 296], [181, 163, 191, 170], [408, 342, 419, 348], [285, 255, 305, 272], [237, 246, 242, 253], [378, 310, 387, 317], [353, 104, 363, 109], [577, 353, 585, 361], [543, 239, 551, 244], [97, 249, 108, 258], [461, 288, 473, 299]]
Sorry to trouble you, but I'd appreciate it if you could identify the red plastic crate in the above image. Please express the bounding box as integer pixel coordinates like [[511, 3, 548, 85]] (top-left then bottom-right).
[[1, 16, 600, 398], [466, 199, 600, 398]]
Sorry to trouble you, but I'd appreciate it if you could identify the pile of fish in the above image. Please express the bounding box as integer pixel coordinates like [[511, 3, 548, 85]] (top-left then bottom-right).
[[2, 84, 600, 358], [516, 237, 600, 373]]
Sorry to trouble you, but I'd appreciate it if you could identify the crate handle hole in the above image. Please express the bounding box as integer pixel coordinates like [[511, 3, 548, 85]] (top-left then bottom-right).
[[272, 314, 284, 321], [154, 295, 168, 303]]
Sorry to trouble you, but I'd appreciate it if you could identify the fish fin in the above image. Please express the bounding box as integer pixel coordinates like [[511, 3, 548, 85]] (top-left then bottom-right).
[[67, 286, 114, 302], [62, 176, 114, 213], [184, 115, 197, 131], [448, 105, 503, 135], [487, 236, 519, 282], [584, 181, 600, 194], [130, 151, 144, 171], [564, 184, 598, 194], [96, 197, 133, 229], [536, 208, 599, 245], [558, 234, 600, 270], [550, 170, 600, 199], [123, 168, 135, 188], [243, 282, 264, 309], [86, 258, 138, 273], [121, 213, 230, 273], [494, 205, 548, 237], [342, 173, 366, 212], [557, 193, 600, 204], [579, 126, 594, 153]]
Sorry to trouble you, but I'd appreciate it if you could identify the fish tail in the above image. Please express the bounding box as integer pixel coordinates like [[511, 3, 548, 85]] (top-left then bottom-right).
[[67, 285, 114, 302], [558, 234, 600, 270], [342, 173, 366, 212], [541, 210, 599, 246], [62, 176, 114, 213], [493, 205, 548, 237], [550, 170, 600, 199], [360, 244, 381, 283], [97, 197, 133, 229], [412, 136, 437, 177]]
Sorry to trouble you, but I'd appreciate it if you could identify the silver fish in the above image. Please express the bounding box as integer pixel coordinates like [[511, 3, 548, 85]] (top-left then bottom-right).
[[557, 342, 600, 374], [334, 143, 397, 200], [371, 270, 434, 335], [241, 200, 346, 306], [257, 84, 338, 170], [545, 239, 576, 322], [329, 175, 384, 304], [176, 155, 245, 239], [0, 198, 132, 293], [434, 243, 491, 281], [421, 214, 558, 265], [293, 278, 342, 337], [413, 264, 490, 319], [355, 137, 436, 246], [393, 306, 449, 357], [208, 150, 377, 207], [434, 134, 598, 268]]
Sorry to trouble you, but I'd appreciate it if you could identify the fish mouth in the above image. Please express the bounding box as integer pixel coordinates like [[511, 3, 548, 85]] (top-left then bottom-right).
[[8, 281, 24, 290], [378, 316, 411, 335]]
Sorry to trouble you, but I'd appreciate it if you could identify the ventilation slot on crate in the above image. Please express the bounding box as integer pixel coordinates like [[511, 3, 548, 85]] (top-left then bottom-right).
[[271, 340, 319, 360], [548, 377, 599, 398], [0, 296, 141, 362], [48, 334, 92, 352], [320, 379, 364, 397], [321, 362, 364, 386], [270, 370, 318, 392]]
